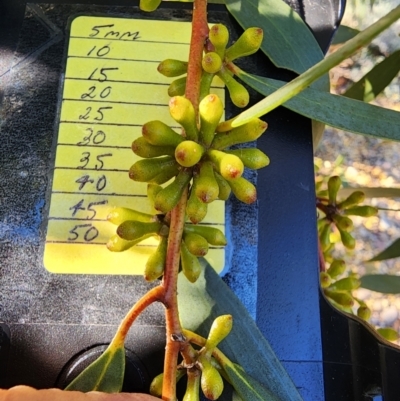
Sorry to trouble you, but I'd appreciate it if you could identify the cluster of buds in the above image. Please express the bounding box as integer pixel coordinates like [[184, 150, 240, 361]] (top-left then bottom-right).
[[150, 315, 233, 400]]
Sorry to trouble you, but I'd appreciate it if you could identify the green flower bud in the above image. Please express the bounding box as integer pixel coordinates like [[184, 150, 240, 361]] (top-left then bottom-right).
[[181, 241, 202, 283], [106, 234, 138, 252], [195, 161, 220, 203], [212, 118, 267, 149], [184, 225, 227, 246], [129, 156, 178, 183], [139, 0, 162, 12], [207, 149, 244, 180], [209, 24, 229, 58], [132, 137, 175, 158], [202, 52, 223, 74], [186, 175, 208, 224], [183, 232, 209, 257], [150, 370, 186, 397], [145, 237, 168, 281], [158, 59, 188, 77], [327, 176, 341, 204], [199, 72, 215, 101], [200, 357, 224, 400], [117, 221, 163, 241], [325, 290, 354, 308], [329, 277, 360, 291], [107, 207, 154, 225], [377, 327, 399, 342], [183, 370, 201, 401], [227, 176, 257, 204], [337, 191, 365, 209], [142, 120, 184, 147], [225, 27, 263, 61], [338, 227, 356, 250], [225, 148, 270, 170], [206, 315, 233, 353], [199, 94, 224, 147], [150, 163, 180, 185], [169, 96, 199, 141], [147, 183, 163, 205], [154, 169, 192, 213], [175, 140, 205, 167], [332, 214, 354, 232], [168, 76, 187, 97], [214, 171, 231, 201], [327, 259, 346, 278], [319, 221, 331, 252], [343, 206, 378, 217], [320, 272, 332, 289], [217, 67, 249, 108], [357, 305, 371, 320]]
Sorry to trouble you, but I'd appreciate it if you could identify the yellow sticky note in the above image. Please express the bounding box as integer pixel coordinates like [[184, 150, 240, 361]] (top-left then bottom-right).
[[44, 16, 225, 275]]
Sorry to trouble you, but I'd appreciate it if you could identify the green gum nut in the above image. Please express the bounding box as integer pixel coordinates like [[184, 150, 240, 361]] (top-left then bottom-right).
[[338, 227, 356, 250], [319, 221, 331, 252], [337, 191, 365, 209], [184, 225, 227, 246], [145, 237, 168, 281], [212, 118, 268, 149], [154, 169, 192, 213], [207, 149, 244, 181], [169, 96, 199, 141], [195, 161, 220, 203], [325, 289, 354, 308], [209, 24, 229, 58], [327, 176, 342, 204], [168, 76, 187, 97], [320, 272, 332, 289], [132, 137, 175, 158], [158, 59, 188, 77], [107, 207, 154, 225], [225, 148, 270, 170], [147, 183, 163, 205], [214, 171, 231, 200], [329, 277, 360, 291], [186, 176, 208, 224], [175, 140, 205, 167], [200, 357, 224, 401], [199, 94, 224, 147], [206, 315, 233, 353], [149, 373, 164, 397], [332, 214, 354, 232], [142, 120, 184, 147], [183, 232, 209, 257], [180, 240, 202, 283], [150, 163, 180, 185], [377, 327, 399, 342], [183, 370, 201, 401], [217, 67, 249, 108], [357, 305, 371, 320], [202, 52, 223, 74], [106, 234, 138, 252], [129, 156, 178, 182], [227, 176, 257, 204], [327, 259, 346, 278], [139, 0, 162, 12], [343, 206, 378, 217], [225, 27, 263, 61], [117, 221, 162, 241]]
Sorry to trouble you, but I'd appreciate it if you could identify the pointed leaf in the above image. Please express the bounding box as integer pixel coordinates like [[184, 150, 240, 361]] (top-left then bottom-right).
[[224, 0, 323, 74], [338, 187, 400, 199], [368, 238, 400, 262], [360, 274, 400, 294], [232, 5, 400, 127], [236, 70, 400, 141], [344, 50, 400, 102], [223, 362, 280, 401], [331, 25, 360, 45], [65, 343, 125, 392], [178, 264, 303, 401]]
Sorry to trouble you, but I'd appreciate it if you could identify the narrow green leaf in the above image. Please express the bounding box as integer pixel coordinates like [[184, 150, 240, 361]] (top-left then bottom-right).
[[224, 0, 323, 74], [236, 70, 400, 141], [178, 264, 303, 401], [65, 343, 125, 392], [232, 5, 400, 127], [338, 187, 400, 198], [344, 50, 400, 102], [368, 238, 400, 262], [360, 274, 400, 294], [223, 362, 280, 401], [331, 25, 360, 45]]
